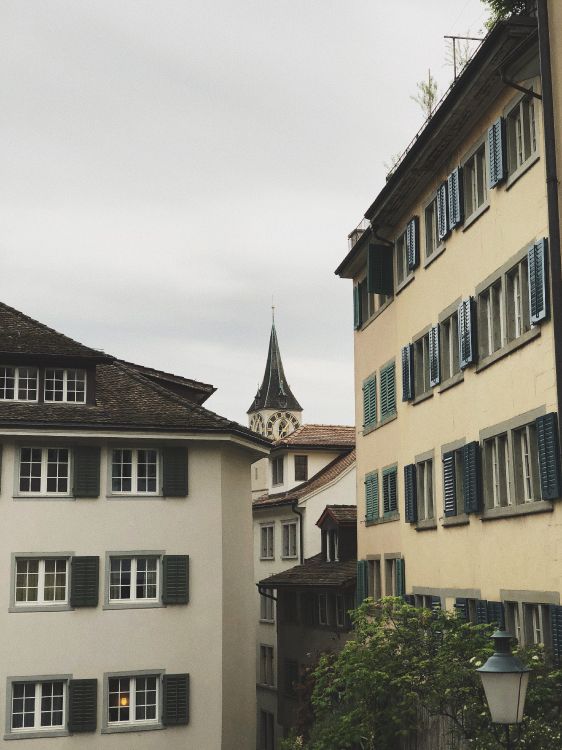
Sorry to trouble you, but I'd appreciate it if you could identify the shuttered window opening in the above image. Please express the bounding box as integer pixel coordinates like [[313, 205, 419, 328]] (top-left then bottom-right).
[[396, 230, 412, 287], [413, 332, 431, 397], [550, 605, 562, 664], [488, 117, 507, 187], [528, 238, 548, 324], [447, 167, 464, 230], [458, 298, 476, 369], [406, 217, 419, 271], [416, 458, 434, 521], [462, 442, 481, 514], [443, 451, 462, 517], [365, 472, 379, 522], [464, 143, 487, 219], [395, 558, 405, 597], [476, 599, 505, 628], [440, 312, 460, 382], [436, 182, 449, 241], [380, 362, 396, 419], [404, 464, 417, 523], [428, 325, 440, 387], [362, 376, 377, 428], [401, 344, 414, 402], [383, 466, 398, 515], [506, 94, 538, 174], [425, 197, 440, 259], [367, 244, 394, 301]]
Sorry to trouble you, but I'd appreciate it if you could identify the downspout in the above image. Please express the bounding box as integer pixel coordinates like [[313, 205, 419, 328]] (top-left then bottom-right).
[[537, 0, 562, 416], [291, 502, 304, 564]]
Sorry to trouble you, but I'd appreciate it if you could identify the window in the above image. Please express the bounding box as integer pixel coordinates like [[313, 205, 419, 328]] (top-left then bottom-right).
[[260, 588, 275, 622], [284, 659, 299, 697], [15, 557, 68, 606], [282, 522, 298, 559], [513, 423, 540, 502], [326, 529, 339, 562], [317, 593, 329, 626], [44, 368, 86, 403], [484, 433, 511, 508], [395, 230, 411, 286], [483, 421, 541, 509], [18, 447, 70, 495], [507, 95, 537, 174], [464, 144, 487, 218], [380, 362, 396, 419], [259, 645, 274, 686], [11, 680, 66, 732], [424, 198, 439, 259], [506, 258, 530, 340], [111, 449, 159, 494], [413, 333, 430, 397], [0, 367, 38, 401], [440, 311, 460, 381], [416, 458, 434, 520], [368, 559, 382, 600], [272, 456, 283, 486], [260, 525, 274, 560], [479, 280, 505, 357], [108, 675, 159, 726], [109, 557, 159, 603], [259, 710, 275, 750], [294, 455, 308, 481]]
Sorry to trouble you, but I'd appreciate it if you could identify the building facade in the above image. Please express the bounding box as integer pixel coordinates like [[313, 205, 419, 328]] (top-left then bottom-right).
[[0, 301, 269, 748]]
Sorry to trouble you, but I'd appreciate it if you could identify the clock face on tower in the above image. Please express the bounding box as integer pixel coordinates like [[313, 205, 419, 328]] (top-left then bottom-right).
[[265, 411, 300, 440]]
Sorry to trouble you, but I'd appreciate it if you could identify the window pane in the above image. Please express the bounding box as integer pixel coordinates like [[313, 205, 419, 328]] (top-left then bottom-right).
[[12, 683, 35, 729], [17, 368, 38, 401], [19, 448, 42, 493], [108, 677, 130, 723], [15, 559, 39, 602], [136, 557, 158, 599], [66, 369, 86, 403], [40, 681, 64, 727], [137, 450, 158, 493], [110, 558, 132, 600], [135, 676, 157, 721], [112, 450, 132, 492], [46, 449, 69, 493], [44, 369, 64, 402], [0, 367, 15, 399], [44, 559, 67, 602]]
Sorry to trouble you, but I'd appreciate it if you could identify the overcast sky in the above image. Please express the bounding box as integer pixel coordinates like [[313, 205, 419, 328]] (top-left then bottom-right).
[[0, 0, 488, 426]]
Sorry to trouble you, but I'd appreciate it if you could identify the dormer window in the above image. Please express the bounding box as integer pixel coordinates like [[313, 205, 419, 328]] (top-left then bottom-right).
[[44, 369, 86, 403], [0, 367, 38, 401], [326, 530, 339, 562]]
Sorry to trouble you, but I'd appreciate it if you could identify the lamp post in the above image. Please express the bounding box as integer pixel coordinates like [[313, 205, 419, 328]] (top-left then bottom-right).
[[477, 631, 531, 750]]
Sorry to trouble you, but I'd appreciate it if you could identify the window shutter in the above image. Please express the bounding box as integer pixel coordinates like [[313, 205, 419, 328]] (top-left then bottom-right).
[[68, 679, 97, 733], [380, 363, 396, 417], [395, 558, 405, 597], [462, 441, 481, 513], [353, 285, 361, 330], [406, 217, 419, 271], [487, 601, 505, 629], [528, 238, 549, 324], [536, 412, 562, 501], [443, 451, 457, 516], [447, 167, 464, 229], [367, 244, 394, 295], [384, 468, 397, 513], [365, 473, 379, 522], [404, 594, 415, 606], [162, 555, 189, 604], [162, 674, 190, 726], [70, 556, 99, 607], [162, 447, 188, 497], [404, 464, 417, 523], [458, 297, 476, 369], [73, 446, 100, 498], [476, 599, 489, 624], [363, 377, 377, 427], [488, 117, 507, 188], [550, 605, 562, 665], [356, 560, 368, 606], [436, 182, 449, 241], [428, 324, 440, 387], [401, 344, 414, 401], [454, 598, 468, 621]]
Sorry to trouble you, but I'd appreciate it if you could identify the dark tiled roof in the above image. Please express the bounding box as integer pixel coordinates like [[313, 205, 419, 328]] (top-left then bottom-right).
[[253, 449, 356, 510], [259, 554, 357, 588], [273, 424, 355, 450], [0, 302, 110, 361], [248, 323, 302, 413], [117, 360, 216, 405], [316, 505, 357, 527]]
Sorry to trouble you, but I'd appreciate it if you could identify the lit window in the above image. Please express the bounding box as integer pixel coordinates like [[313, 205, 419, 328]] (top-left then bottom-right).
[[44, 369, 86, 403], [0, 367, 38, 401], [11, 681, 65, 731], [108, 676, 158, 725], [15, 558, 68, 606], [18, 447, 70, 495], [111, 449, 159, 494], [109, 557, 159, 602]]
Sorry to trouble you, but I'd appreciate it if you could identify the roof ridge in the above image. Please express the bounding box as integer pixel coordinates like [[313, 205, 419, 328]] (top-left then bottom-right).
[[117, 358, 215, 392]]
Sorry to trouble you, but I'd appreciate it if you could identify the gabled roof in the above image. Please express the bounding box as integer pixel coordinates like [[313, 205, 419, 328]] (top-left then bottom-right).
[[259, 553, 356, 588], [272, 423, 355, 451], [117, 360, 216, 406], [316, 504, 357, 527], [248, 323, 302, 413], [253, 448, 356, 510]]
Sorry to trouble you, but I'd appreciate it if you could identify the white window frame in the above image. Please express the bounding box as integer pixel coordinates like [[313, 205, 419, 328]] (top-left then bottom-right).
[[0, 366, 39, 402], [424, 197, 439, 259], [9, 678, 68, 736], [106, 673, 160, 728], [108, 556, 160, 604], [507, 93, 538, 176], [395, 229, 412, 287], [17, 447, 72, 497], [260, 524, 274, 560], [463, 142, 487, 220], [44, 368, 87, 403], [260, 588, 275, 623], [110, 448, 160, 496], [271, 456, 284, 486], [326, 529, 339, 562], [416, 458, 434, 520], [259, 645, 275, 686], [14, 557, 69, 608], [281, 521, 298, 559], [440, 312, 460, 382]]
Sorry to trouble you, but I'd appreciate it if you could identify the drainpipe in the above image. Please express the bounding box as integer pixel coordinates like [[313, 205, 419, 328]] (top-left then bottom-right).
[[537, 0, 562, 416], [291, 502, 304, 564]]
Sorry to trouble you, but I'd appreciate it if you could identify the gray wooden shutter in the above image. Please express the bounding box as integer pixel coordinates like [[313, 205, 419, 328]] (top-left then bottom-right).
[[356, 560, 368, 606], [458, 298, 476, 369], [365, 474, 379, 522], [487, 601, 505, 629], [404, 464, 417, 523], [488, 117, 507, 188], [436, 182, 449, 241], [476, 599, 488, 624], [363, 377, 376, 427], [528, 238, 549, 324], [463, 441, 481, 514], [401, 344, 414, 401], [443, 451, 457, 516], [73, 446, 100, 498], [536, 412, 562, 501], [447, 167, 464, 229], [367, 244, 394, 296], [395, 558, 405, 597], [454, 597, 468, 621], [162, 555, 189, 604], [162, 674, 190, 726], [406, 217, 419, 271], [162, 447, 188, 497], [428, 324, 440, 387], [550, 605, 562, 665], [68, 679, 97, 732], [70, 556, 99, 607], [353, 285, 361, 330]]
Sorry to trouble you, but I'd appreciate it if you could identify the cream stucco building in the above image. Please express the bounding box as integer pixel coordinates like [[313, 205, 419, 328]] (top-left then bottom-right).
[[337, 4, 562, 653], [0, 301, 269, 748]]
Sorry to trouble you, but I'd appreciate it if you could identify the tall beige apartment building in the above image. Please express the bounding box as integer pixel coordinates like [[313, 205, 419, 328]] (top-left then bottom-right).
[[337, 4, 562, 652]]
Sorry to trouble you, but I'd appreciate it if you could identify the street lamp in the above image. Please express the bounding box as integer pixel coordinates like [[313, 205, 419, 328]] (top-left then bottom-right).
[[477, 630, 530, 749]]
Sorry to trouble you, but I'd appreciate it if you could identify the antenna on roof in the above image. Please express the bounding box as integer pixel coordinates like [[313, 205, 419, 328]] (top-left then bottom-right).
[[444, 35, 484, 79]]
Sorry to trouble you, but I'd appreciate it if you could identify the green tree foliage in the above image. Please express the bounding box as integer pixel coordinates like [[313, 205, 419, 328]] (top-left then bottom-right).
[[482, 0, 535, 29], [281, 598, 562, 750]]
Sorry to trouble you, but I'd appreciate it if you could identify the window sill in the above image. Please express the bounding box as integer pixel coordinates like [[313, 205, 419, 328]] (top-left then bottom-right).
[[102, 723, 164, 735], [362, 412, 397, 437], [441, 513, 470, 527], [438, 371, 464, 393], [103, 601, 165, 610], [506, 153, 540, 191], [481, 500, 553, 521], [106, 494, 164, 501], [412, 390, 433, 406], [366, 511, 400, 526], [475, 327, 541, 374], [462, 201, 490, 232], [423, 243, 446, 269], [415, 519, 437, 531], [14, 495, 75, 502], [396, 273, 415, 296], [281, 555, 298, 561], [9, 604, 72, 613], [257, 683, 277, 693], [260, 557, 275, 562], [5, 730, 70, 741], [259, 619, 275, 625], [360, 297, 394, 331]]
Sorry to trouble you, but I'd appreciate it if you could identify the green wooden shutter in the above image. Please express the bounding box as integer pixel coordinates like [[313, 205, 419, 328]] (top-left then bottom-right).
[[463, 441, 481, 513], [353, 285, 361, 330], [70, 557, 99, 607], [404, 464, 417, 523], [487, 601, 505, 629], [406, 217, 419, 271], [365, 473, 379, 522], [380, 363, 396, 418], [476, 599, 489, 624], [395, 558, 405, 597], [363, 376, 376, 427], [382, 467, 397, 514], [73, 446, 100, 498], [68, 679, 97, 732], [447, 167, 464, 229], [428, 324, 440, 387], [443, 451, 457, 516], [550, 605, 562, 665], [368, 244, 394, 295], [401, 344, 414, 401], [356, 560, 368, 606], [458, 298, 476, 369], [162, 447, 188, 497], [162, 555, 189, 604], [536, 412, 562, 500], [455, 598, 468, 621], [488, 117, 507, 188], [162, 674, 190, 726], [436, 182, 449, 241], [528, 238, 549, 324]]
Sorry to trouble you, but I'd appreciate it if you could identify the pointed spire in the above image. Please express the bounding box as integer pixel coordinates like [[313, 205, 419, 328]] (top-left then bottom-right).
[[248, 319, 302, 414]]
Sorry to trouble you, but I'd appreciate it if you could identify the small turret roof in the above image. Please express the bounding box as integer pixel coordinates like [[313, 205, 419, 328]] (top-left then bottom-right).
[[247, 322, 302, 413]]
